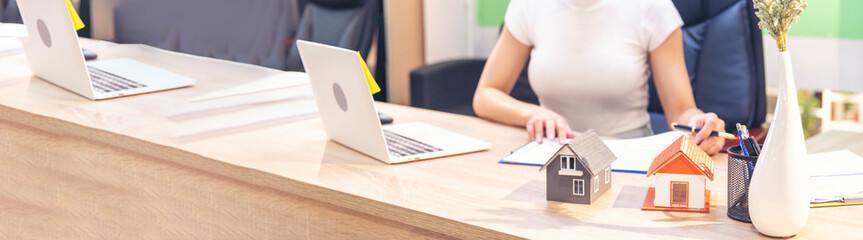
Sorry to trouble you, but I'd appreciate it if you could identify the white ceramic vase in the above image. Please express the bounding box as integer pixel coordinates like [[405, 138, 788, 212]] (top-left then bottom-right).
[[748, 51, 809, 237]]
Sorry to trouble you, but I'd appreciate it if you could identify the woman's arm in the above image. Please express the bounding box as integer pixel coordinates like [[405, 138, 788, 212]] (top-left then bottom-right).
[[473, 26, 575, 144], [651, 28, 726, 154]]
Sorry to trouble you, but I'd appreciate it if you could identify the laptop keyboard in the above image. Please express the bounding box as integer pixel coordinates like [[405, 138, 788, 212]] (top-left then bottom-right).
[[383, 130, 442, 157], [88, 66, 147, 93]]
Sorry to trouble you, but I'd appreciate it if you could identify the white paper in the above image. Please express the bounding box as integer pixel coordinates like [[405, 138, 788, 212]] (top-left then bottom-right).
[[0, 23, 27, 53], [0, 23, 28, 38], [0, 37, 22, 52], [501, 131, 687, 173], [807, 150, 863, 177], [501, 140, 567, 166], [604, 131, 687, 173], [807, 150, 863, 202]]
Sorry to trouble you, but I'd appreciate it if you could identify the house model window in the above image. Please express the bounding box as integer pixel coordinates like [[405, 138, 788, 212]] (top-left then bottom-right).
[[605, 168, 611, 184], [573, 179, 585, 196], [561, 156, 575, 170], [671, 182, 689, 208]]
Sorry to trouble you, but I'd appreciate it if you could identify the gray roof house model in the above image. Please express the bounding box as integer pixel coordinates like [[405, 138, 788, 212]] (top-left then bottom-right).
[[539, 130, 617, 204]]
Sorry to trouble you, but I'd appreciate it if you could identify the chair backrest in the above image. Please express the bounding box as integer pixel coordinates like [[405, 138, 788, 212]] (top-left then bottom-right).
[[284, 0, 378, 71], [648, 0, 766, 133], [2, 0, 23, 23], [113, 0, 303, 70]]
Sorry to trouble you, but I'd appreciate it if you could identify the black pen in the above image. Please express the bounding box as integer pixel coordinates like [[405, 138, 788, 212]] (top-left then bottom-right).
[[670, 123, 737, 140], [748, 137, 761, 156], [744, 137, 759, 156]]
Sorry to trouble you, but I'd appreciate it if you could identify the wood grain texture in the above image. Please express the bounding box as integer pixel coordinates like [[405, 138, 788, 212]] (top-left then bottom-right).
[[383, 0, 424, 105], [1, 39, 861, 239], [0, 119, 455, 239]]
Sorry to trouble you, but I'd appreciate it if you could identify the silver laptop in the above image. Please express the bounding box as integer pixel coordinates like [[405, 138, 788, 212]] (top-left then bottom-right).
[[17, 0, 195, 100], [296, 40, 491, 164]]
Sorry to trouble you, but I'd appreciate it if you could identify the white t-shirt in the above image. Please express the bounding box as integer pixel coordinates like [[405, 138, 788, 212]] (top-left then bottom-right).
[[505, 0, 683, 138]]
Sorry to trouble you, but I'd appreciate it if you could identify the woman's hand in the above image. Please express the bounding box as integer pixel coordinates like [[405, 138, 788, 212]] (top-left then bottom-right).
[[649, 28, 725, 155], [688, 112, 726, 155], [525, 107, 577, 144]]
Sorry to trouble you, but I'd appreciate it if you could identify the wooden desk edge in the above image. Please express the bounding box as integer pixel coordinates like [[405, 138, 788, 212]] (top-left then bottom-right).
[[0, 105, 521, 239]]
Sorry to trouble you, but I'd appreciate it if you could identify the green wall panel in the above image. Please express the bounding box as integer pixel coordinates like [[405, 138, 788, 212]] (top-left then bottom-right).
[[477, 0, 510, 27], [477, 0, 863, 39], [782, 0, 863, 40], [788, 0, 840, 38], [839, 0, 863, 40]]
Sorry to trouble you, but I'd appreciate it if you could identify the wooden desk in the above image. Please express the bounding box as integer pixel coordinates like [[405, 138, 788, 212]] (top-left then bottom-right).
[[1, 40, 861, 239]]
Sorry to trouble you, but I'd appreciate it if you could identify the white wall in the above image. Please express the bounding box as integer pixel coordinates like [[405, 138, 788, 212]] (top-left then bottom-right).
[[653, 173, 706, 209], [422, 0, 500, 64], [763, 37, 863, 92], [423, 0, 470, 64]]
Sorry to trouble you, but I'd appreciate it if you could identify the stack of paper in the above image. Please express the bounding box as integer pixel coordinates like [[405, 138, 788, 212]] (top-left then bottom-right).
[[808, 150, 863, 204], [500, 140, 567, 166], [0, 23, 27, 53]]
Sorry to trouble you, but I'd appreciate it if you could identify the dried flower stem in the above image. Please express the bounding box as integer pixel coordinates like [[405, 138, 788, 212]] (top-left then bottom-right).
[[753, 0, 807, 52], [778, 34, 786, 52]]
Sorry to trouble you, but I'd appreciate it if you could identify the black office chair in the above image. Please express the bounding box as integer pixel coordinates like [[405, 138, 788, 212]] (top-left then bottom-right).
[[1, 0, 22, 23], [410, 59, 537, 116], [114, 0, 304, 70], [409, 0, 766, 134], [284, 0, 379, 72], [648, 0, 766, 134]]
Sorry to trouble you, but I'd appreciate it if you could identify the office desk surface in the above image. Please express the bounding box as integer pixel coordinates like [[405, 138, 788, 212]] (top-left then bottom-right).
[[1, 40, 862, 239]]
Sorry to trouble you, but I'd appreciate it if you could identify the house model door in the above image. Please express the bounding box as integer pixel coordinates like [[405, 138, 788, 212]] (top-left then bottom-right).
[[671, 181, 689, 208]]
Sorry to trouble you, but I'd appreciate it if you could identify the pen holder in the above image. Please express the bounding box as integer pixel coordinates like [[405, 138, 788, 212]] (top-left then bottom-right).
[[726, 145, 761, 223]]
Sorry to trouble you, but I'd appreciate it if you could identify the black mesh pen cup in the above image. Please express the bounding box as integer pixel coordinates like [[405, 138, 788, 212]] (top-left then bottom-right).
[[727, 145, 760, 223]]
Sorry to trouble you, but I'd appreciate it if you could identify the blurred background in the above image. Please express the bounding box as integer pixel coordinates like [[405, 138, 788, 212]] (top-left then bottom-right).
[[1, 0, 860, 137]]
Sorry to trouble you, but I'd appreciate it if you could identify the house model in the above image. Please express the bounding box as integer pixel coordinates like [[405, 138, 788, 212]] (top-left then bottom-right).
[[539, 130, 617, 204], [642, 135, 715, 213]]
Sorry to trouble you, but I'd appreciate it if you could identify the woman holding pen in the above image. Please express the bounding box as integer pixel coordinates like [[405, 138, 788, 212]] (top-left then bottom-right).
[[472, 0, 726, 155]]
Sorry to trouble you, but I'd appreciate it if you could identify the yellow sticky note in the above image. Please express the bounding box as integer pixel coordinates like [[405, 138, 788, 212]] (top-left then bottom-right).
[[66, 0, 85, 30], [357, 52, 380, 94]]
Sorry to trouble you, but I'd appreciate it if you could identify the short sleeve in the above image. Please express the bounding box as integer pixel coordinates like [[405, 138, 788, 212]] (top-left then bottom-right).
[[641, 0, 684, 51], [504, 0, 535, 46]]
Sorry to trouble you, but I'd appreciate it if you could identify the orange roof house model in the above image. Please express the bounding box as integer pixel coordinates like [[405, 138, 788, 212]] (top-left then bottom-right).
[[642, 135, 715, 213]]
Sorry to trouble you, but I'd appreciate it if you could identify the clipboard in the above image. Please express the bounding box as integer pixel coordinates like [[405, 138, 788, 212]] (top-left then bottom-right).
[[810, 201, 863, 208], [807, 151, 863, 208]]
